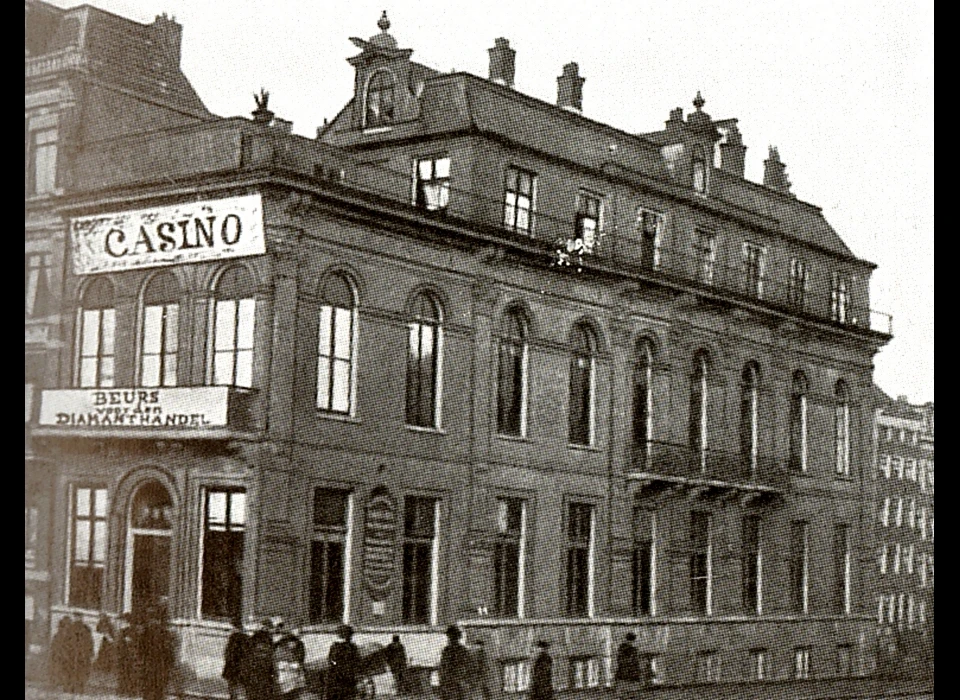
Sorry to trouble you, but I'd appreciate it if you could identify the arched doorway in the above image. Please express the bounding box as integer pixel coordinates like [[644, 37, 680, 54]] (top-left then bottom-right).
[[125, 481, 173, 616]]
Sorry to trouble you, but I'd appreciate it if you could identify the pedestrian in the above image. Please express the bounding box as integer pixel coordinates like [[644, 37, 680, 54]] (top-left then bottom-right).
[[529, 641, 553, 700], [274, 624, 307, 700], [326, 624, 360, 700], [614, 633, 642, 700], [438, 625, 471, 700], [242, 630, 278, 700], [96, 614, 118, 676], [384, 635, 407, 697], [49, 616, 73, 693], [71, 613, 95, 694], [223, 616, 251, 700], [117, 613, 139, 696], [138, 606, 176, 700], [469, 639, 494, 700]]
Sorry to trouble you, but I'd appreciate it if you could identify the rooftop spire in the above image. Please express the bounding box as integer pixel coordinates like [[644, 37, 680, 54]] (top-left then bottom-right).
[[377, 10, 390, 32], [368, 10, 398, 49], [693, 90, 705, 111]]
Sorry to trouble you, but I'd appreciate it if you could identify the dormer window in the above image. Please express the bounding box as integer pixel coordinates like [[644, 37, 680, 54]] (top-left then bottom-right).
[[414, 156, 451, 212], [364, 70, 396, 129], [831, 273, 849, 324], [692, 144, 707, 194], [574, 191, 602, 253], [637, 208, 664, 271]]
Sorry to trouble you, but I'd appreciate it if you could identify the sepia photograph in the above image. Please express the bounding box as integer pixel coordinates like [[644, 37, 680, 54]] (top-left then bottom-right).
[[26, 1, 933, 699]]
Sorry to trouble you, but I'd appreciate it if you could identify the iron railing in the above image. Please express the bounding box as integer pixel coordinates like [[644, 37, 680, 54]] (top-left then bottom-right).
[[630, 440, 790, 492]]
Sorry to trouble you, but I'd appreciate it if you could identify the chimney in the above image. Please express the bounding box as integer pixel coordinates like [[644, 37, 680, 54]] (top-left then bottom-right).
[[763, 146, 792, 194], [151, 13, 183, 65], [665, 107, 684, 139], [557, 62, 585, 113], [720, 123, 747, 177], [488, 38, 516, 88], [252, 89, 274, 126]]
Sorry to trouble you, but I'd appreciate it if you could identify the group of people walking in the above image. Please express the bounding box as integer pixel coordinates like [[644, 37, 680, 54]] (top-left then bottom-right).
[[222, 617, 309, 700], [49, 605, 177, 700]]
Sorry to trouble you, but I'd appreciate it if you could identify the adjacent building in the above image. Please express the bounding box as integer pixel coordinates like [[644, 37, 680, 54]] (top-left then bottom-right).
[[27, 7, 894, 695]]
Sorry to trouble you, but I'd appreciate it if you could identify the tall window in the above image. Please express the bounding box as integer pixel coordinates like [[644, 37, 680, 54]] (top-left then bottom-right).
[[574, 191, 602, 253], [27, 127, 58, 195], [414, 156, 451, 212], [692, 144, 707, 194], [565, 502, 594, 617], [789, 520, 809, 614], [794, 647, 811, 680], [402, 496, 438, 624], [833, 524, 850, 615], [632, 506, 654, 616], [310, 488, 351, 624], [742, 243, 765, 298], [75, 278, 116, 389], [406, 292, 442, 428], [568, 324, 597, 446], [212, 266, 256, 388], [696, 231, 716, 285], [690, 511, 711, 615], [632, 340, 653, 466], [742, 515, 761, 614], [688, 352, 709, 471], [740, 363, 760, 471], [493, 497, 526, 617], [69, 486, 108, 610], [789, 258, 809, 309], [140, 273, 180, 387], [25, 253, 53, 318], [497, 308, 528, 436], [788, 371, 808, 472], [201, 489, 245, 620], [317, 274, 357, 414], [364, 70, 396, 128], [831, 273, 849, 324], [636, 207, 664, 270], [835, 381, 851, 477], [503, 167, 536, 235]]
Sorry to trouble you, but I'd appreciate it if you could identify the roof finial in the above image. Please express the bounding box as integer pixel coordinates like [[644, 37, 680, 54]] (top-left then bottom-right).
[[378, 10, 390, 33], [693, 91, 705, 111]]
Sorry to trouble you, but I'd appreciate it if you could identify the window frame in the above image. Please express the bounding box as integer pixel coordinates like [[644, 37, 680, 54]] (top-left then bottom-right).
[[695, 230, 716, 285], [789, 258, 809, 309], [492, 496, 527, 618], [833, 524, 851, 615], [689, 352, 709, 471], [831, 272, 850, 324], [742, 514, 762, 615], [568, 324, 597, 447], [739, 363, 760, 471], [317, 274, 359, 415], [788, 371, 809, 472], [834, 381, 851, 477], [74, 279, 117, 389], [405, 292, 443, 429], [636, 207, 665, 270], [401, 495, 440, 625], [210, 266, 257, 389], [689, 510, 712, 616], [199, 487, 246, 621], [564, 501, 596, 618], [309, 487, 353, 625], [67, 484, 109, 610], [502, 166, 537, 235], [27, 126, 58, 196], [25, 252, 53, 318], [139, 273, 180, 388], [632, 506, 656, 617], [413, 155, 451, 212], [789, 520, 809, 615], [692, 144, 708, 195], [364, 69, 397, 129], [496, 308, 529, 437], [574, 190, 603, 253], [742, 242, 766, 298]]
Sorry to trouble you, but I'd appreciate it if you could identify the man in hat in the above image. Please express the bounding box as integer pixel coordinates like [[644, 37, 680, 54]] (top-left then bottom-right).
[[614, 632, 642, 700], [327, 624, 360, 700], [529, 641, 553, 700], [222, 616, 250, 700], [384, 634, 407, 697], [439, 625, 471, 700]]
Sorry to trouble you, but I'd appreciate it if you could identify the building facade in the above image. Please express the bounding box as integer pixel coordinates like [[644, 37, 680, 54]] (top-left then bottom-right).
[[28, 8, 893, 696], [872, 393, 934, 656]]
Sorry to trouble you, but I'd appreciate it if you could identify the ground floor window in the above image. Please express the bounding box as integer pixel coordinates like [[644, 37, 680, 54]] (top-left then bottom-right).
[[794, 647, 811, 680], [310, 488, 352, 624], [68, 485, 108, 610], [201, 489, 245, 620], [402, 496, 438, 624], [749, 648, 768, 681]]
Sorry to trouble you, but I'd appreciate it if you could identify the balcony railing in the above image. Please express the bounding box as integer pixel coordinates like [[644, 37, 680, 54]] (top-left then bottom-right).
[[25, 48, 85, 79], [629, 440, 789, 494]]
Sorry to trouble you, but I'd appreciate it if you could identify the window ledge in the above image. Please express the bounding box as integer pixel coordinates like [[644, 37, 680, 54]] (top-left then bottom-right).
[[316, 410, 361, 425], [405, 424, 446, 435], [834, 474, 856, 483], [497, 433, 531, 444], [362, 126, 393, 135], [567, 442, 602, 453]]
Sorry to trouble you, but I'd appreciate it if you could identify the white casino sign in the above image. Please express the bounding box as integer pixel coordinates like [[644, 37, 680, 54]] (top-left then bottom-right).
[[71, 194, 265, 275]]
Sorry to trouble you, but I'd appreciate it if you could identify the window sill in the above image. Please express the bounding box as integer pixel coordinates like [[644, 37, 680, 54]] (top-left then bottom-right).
[[405, 424, 446, 435], [316, 410, 361, 425], [567, 442, 602, 453], [362, 126, 393, 135], [497, 433, 531, 443], [834, 474, 855, 483]]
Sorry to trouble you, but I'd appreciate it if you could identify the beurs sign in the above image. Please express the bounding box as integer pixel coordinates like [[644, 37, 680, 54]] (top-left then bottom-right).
[[71, 194, 265, 275], [39, 387, 231, 429]]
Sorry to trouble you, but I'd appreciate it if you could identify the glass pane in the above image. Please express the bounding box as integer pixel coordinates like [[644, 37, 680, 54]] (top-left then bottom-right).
[[318, 307, 333, 358], [317, 357, 331, 409], [100, 358, 115, 388], [81, 311, 100, 356], [214, 352, 234, 386], [333, 308, 352, 359], [418, 160, 433, 180], [165, 306, 179, 352], [76, 488, 91, 517], [101, 310, 116, 355], [163, 352, 178, 386], [235, 350, 253, 388], [75, 520, 91, 562], [94, 489, 108, 517], [332, 360, 351, 412], [79, 359, 97, 389], [237, 299, 256, 349], [230, 492, 246, 526], [143, 306, 163, 353], [516, 206, 529, 232], [216, 300, 236, 351], [36, 144, 58, 193], [519, 172, 532, 196], [92, 523, 107, 563], [207, 491, 227, 526], [435, 157, 450, 179]]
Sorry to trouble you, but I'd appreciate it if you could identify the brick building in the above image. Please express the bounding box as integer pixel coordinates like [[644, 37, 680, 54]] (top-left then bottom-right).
[[871, 392, 934, 653], [28, 8, 893, 696]]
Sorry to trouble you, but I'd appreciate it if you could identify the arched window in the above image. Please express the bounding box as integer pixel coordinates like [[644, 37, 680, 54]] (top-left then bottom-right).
[[692, 144, 707, 194], [211, 266, 256, 388], [835, 381, 851, 477], [740, 362, 760, 471], [568, 324, 597, 446], [689, 351, 709, 470], [140, 273, 180, 387], [789, 372, 809, 472], [75, 278, 116, 388], [365, 70, 396, 128], [632, 339, 654, 460], [128, 481, 173, 616], [406, 292, 442, 428], [497, 307, 528, 436], [317, 274, 357, 414]]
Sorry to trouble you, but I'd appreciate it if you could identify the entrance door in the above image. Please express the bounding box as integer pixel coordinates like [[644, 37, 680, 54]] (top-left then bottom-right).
[[127, 481, 173, 616]]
